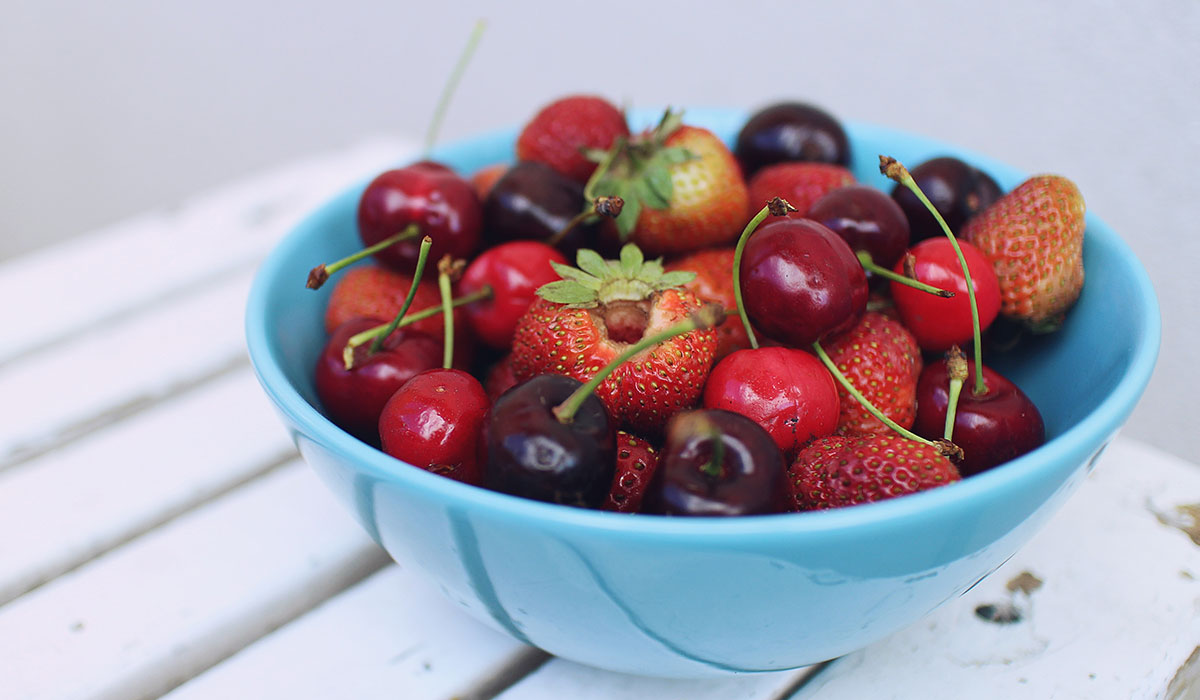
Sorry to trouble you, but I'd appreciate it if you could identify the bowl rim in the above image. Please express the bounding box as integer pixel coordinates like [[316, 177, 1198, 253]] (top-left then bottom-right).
[[245, 111, 1161, 541]]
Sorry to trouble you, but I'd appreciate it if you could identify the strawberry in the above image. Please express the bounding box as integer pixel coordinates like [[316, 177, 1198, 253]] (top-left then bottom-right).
[[823, 311, 922, 436], [962, 175, 1086, 332], [484, 354, 518, 402], [470, 163, 508, 199], [324, 264, 445, 340], [589, 110, 749, 256], [746, 162, 855, 218], [787, 434, 961, 510], [604, 430, 661, 513], [509, 244, 718, 433], [665, 248, 750, 360], [516, 95, 630, 183]]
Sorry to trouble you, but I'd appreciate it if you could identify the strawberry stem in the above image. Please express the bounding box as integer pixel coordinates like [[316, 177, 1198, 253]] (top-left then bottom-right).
[[422, 19, 487, 156], [943, 345, 969, 441], [553, 304, 724, 424], [731, 199, 796, 349], [856, 251, 954, 297], [368, 236, 434, 355], [341, 286, 492, 369], [880, 156, 986, 395], [307, 223, 419, 289], [812, 340, 946, 450]]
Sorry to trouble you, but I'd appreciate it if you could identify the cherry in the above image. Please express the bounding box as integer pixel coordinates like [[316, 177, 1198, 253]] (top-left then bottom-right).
[[482, 161, 599, 254], [891, 156, 1002, 244], [734, 102, 851, 176], [643, 409, 787, 516], [702, 347, 839, 459], [807, 185, 911, 270], [483, 354, 518, 402], [890, 238, 1000, 352], [458, 240, 567, 349], [314, 318, 442, 441], [913, 357, 1044, 476], [738, 217, 868, 348]]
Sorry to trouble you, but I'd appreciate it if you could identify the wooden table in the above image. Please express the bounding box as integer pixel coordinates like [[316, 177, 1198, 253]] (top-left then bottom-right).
[[2, 138, 1197, 700]]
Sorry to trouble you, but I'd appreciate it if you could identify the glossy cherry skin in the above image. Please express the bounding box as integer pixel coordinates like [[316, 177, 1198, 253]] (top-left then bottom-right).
[[735, 102, 851, 176], [808, 185, 911, 269], [890, 238, 1001, 352], [739, 218, 868, 348], [643, 409, 787, 516], [379, 369, 490, 485], [458, 240, 567, 349], [482, 161, 598, 254], [891, 156, 1003, 243], [484, 374, 616, 508], [357, 164, 483, 274], [314, 318, 442, 440], [913, 359, 1045, 476], [702, 347, 839, 459]]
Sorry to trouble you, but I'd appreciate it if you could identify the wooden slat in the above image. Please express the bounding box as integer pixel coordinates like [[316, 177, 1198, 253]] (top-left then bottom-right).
[[0, 136, 412, 366], [0, 369, 294, 605], [496, 660, 817, 700], [161, 566, 539, 700], [790, 438, 1200, 699], [0, 462, 387, 700]]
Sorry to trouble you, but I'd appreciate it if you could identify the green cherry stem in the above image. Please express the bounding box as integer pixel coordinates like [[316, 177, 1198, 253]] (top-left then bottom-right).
[[880, 155, 986, 395], [436, 256, 459, 370], [730, 198, 797, 349], [368, 236, 434, 355], [422, 19, 487, 156], [856, 251, 954, 297], [943, 345, 969, 442], [702, 420, 725, 479], [553, 303, 725, 424], [341, 286, 492, 369], [307, 223, 420, 289]]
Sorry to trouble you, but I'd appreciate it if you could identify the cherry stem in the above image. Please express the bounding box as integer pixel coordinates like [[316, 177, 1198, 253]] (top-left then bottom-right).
[[812, 340, 945, 450], [731, 200, 795, 350], [553, 303, 725, 424], [307, 223, 419, 289], [582, 135, 626, 202], [341, 286, 492, 369], [943, 345, 969, 441], [422, 19, 487, 156], [856, 251, 954, 297], [702, 420, 725, 479], [368, 236, 434, 355], [437, 257, 457, 370], [880, 155, 986, 395]]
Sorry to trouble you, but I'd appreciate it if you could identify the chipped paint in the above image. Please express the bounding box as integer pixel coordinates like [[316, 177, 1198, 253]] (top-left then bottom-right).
[[1006, 571, 1044, 596], [1151, 502, 1200, 546]]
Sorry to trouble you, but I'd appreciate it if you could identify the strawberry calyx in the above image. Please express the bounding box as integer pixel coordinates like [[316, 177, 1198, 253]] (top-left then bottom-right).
[[538, 243, 695, 308], [582, 108, 698, 237]]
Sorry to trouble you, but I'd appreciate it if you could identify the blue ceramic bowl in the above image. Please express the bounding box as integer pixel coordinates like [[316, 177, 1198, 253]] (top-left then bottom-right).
[[246, 108, 1159, 677]]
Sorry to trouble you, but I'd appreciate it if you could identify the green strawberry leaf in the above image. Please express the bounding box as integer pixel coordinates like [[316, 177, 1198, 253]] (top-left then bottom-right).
[[659, 270, 696, 287], [619, 243, 644, 273], [575, 249, 610, 279], [536, 280, 599, 306], [615, 196, 641, 237], [644, 164, 674, 207], [550, 261, 602, 289], [659, 146, 696, 165]]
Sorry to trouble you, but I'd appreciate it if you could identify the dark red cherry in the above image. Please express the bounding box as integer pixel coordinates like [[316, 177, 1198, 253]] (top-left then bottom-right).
[[808, 185, 911, 269], [735, 102, 851, 176], [890, 157, 1002, 243], [643, 409, 787, 516], [702, 347, 839, 459], [458, 240, 567, 349], [484, 374, 616, 508], [357, 164, 483, 274], [314, 318, 442, 440], [379, 368, 490, 485], [482, 161, 599, 254], [913, 359, 1045, 476], [739, 218, 868, 347], [890, 238, 1001, 352]]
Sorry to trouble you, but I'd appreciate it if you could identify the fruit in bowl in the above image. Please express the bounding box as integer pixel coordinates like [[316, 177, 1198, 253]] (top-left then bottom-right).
[[245, 106, 1158, 677]]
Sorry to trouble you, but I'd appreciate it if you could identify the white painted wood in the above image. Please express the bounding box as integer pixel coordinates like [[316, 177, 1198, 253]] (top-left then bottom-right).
[[0, 462, 388, 700], [161, 566, 535, 700], [0, 269, 255, 467], [0, 136, 413, 365], [790, 438, 1200, 700], [497, 659, 811, 700], [0, 369, 294, 605]]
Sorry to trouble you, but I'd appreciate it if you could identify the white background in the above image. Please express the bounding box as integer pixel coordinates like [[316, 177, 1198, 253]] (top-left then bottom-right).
[[2, 1, 1196, 462]]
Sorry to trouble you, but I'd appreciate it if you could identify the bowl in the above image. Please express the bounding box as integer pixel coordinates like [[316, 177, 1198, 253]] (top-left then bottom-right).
[[245, 108, 1160, 678]]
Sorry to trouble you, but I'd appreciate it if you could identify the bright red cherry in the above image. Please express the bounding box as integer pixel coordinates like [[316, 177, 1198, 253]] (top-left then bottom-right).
[[739, 218, 868, 347], [314, 318, 442, 441], [379, 369, 490, 485], [357, 164, 483, 274], [702, 347, 839, 459], [458, 241, 567, 349], [913, 359, 1045, 476], [890, 238, 1001, 352]]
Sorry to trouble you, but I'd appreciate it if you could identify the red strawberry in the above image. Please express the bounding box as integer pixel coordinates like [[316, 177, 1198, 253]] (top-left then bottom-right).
[[963, 175, 1086, 331], [324, 264, 445, 340], [665, 248, 750, 360], [509, 244, 718, 433], [787, 434, 961, 510], [823, 311, 922, 436], [470, 163, 508, 199], [484, 354, 518, 402], [516, 95, 630, 183], [604, 431, 662, 513], [591, 110, 749, 256], [746, 162, 855, 218]]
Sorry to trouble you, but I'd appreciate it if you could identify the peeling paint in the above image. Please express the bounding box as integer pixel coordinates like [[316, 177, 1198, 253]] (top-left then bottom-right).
[[1150, 502, 1200, 546], [1006, 571, 1044, 596]]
